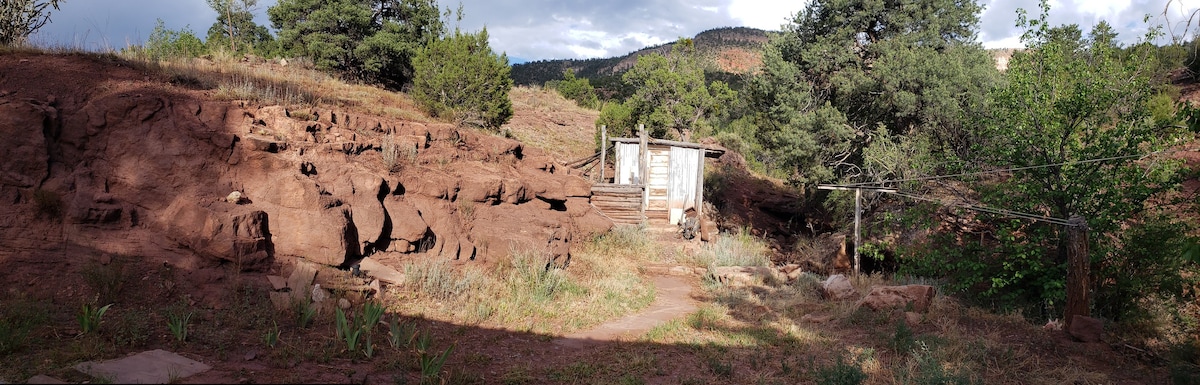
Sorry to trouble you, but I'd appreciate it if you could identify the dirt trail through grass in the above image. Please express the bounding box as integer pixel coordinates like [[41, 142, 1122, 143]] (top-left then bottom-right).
[[554, 275, 697, 349]]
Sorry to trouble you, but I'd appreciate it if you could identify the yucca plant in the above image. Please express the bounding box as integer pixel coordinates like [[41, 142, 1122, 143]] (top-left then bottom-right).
[[388, 317, 416, 349], [78, 301, 113, 334], [335, 307, 362, 353], [167, 310, 192, 342], [416, 329, 455, 385], [263, 321, 280, 348]]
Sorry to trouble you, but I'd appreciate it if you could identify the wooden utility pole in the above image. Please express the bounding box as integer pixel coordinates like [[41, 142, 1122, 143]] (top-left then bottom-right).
[[854, 188, 861, 275], [599, 125, 607, 183], [694, 148, 705, 220], [816, 185, 895, 275], [638, 124, 648, 213], [1064, 215, 1090, 328]]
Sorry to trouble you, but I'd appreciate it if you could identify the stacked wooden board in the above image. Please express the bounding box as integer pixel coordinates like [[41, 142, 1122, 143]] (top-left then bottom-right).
[[590, 183, 645, 225]]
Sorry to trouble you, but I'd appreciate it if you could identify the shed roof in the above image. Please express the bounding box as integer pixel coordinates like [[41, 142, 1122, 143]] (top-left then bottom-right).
[[609, 137, 725, 157]]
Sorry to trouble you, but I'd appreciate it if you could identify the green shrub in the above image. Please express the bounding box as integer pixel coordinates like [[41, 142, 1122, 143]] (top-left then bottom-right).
[[263, 321, 280, 348], [137, 19, 207, 60], [1095, 216, 1199, 322], [334, 307, 363, 353], [416, 329, 455, 383], [292, 297, 316, 328], [549, 69, 599, 109], [813, 356, 867, 385], [388, 316, 416, 349], [1187, 38, 1200, 80], [411, 28, 513, 130]]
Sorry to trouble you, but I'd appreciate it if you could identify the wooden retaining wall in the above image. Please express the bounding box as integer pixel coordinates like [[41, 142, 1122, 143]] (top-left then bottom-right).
[[590, 183, 646, 225]]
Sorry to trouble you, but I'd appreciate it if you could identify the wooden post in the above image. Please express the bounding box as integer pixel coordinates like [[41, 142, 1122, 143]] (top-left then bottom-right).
[[1064, 215, 1089, 329], [853, 188, 861, 276], [815, 185, 894, 275], [599, 125, 607, 183], [638, 124, 648, 214], [695, 149, 705, 220]]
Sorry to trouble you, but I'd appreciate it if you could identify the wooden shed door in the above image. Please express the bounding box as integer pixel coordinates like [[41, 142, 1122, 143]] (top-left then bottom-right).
[[646, 147, 670, 212], [666, 147, 700, 224]]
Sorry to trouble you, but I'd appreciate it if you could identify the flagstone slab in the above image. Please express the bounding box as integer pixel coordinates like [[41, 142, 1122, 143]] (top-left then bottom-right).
[[74, 349, 211, 384]]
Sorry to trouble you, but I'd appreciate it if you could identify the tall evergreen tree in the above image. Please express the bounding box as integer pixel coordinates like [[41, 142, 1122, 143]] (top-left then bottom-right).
[[749, 0, 998, 184], [268, 0, 443, 88]]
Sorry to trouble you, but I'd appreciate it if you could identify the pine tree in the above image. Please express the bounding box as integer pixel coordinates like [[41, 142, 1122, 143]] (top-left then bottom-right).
[[410, 28, 513, 130]]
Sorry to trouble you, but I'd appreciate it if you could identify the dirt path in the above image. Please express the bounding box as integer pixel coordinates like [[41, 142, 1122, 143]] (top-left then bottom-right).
[[553, 275, 697, 349]]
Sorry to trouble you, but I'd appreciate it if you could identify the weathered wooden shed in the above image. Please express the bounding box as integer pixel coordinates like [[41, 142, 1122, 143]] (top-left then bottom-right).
[[589, 127, 723, 226]]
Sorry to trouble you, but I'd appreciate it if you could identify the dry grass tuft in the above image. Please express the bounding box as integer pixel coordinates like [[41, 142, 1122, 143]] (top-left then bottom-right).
[[102, 51, 432, 123]]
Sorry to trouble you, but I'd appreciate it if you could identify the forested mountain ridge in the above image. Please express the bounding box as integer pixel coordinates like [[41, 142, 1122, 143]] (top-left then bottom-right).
[[511, 26, 770, 86]]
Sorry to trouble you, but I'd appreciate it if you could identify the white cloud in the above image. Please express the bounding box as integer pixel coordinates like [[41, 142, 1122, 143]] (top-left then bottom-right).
[[727, 0, 802, 31], [980, 0, 1200, 48], [31, 0, 1200, 61]]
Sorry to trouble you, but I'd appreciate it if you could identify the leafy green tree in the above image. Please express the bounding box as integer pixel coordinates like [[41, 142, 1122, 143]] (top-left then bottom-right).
[[969, 2, 1190, 316], [0, 0, 60, 46], [596, 101, 633, 136], [141, 19, 207, 59], [550, 69, 599, 109], [620, 38, 735, 141], [268, 0, 443, 88], [411, 28, 513, 130], [206, 0, 274, 55]]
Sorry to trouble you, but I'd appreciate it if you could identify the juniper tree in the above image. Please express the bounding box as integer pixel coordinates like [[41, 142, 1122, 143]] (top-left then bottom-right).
[[0, 0, 60, 46]]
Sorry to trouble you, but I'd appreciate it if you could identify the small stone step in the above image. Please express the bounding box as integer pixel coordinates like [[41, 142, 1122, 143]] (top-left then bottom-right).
[[25, 375, 66, 384], [75, 349, 211, 384]]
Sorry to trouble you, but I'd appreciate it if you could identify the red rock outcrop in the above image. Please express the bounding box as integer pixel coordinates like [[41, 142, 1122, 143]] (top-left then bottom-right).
[[0, 53, 611, 273]]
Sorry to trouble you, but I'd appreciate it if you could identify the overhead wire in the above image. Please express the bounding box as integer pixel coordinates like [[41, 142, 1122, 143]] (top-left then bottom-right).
[[885, 190, 1074, 226], [839, 150, 1168, 188], [821, 148, 1189, 226]]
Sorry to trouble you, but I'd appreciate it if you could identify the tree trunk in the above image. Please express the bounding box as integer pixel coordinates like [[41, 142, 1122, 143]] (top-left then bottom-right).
[[1064, 215, 1089, 329]]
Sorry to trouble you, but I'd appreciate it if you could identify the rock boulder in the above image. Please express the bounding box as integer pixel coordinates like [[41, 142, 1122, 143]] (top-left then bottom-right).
[[855, 285, 936, 313], [1067, 315, 1104, 343], [822, 274, 857, 300]]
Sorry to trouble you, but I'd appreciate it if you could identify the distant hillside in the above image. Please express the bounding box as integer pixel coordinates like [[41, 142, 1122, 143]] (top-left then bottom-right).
[[511, 27, 770, 88]]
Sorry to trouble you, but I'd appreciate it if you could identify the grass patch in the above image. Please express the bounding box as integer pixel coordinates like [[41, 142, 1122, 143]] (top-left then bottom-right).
[[687, 229, 771, 269], [80, 259, 126, 304], [0, 294, 50, 355], [403, 258, 480, 301], [388, 229, 657, 335]]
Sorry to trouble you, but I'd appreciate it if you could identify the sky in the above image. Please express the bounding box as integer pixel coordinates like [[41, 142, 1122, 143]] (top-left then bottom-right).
[[31, 0, 1200, 63]]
